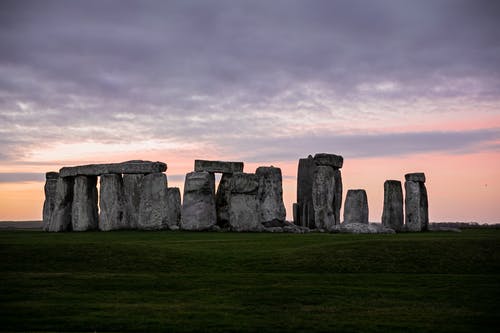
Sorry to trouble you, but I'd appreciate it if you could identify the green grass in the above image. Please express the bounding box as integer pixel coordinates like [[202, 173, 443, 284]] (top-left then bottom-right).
[[1, 230, 499, 332]]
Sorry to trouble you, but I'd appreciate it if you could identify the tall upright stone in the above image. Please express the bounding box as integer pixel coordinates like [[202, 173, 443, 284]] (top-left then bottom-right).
[[256, 166, 286, 224], [123, 174, 144, 229], [228, 172, 261, 231], [46, 176, 74, 232], [181, 171, 217, 230], [99, 174, 127, 231], [312, 166, 336, 229], [296, 156, 317, 227], [381, 180, 403, 232], [166, 187, 181, 228], [333, 169, 343, 226], [72, 175, 98, 231], [42, 172, 59, 231], [405, 173, 429, 232], [343, 189, 369, 224], [138, 172, 169, 230], [215, 173, 232, 227]]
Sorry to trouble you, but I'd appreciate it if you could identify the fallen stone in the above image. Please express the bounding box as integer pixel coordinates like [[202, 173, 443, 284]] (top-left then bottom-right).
[[181, 171, 217, 230], [138, 173, 169, 230], [72, 175, 98, 231], [295, 157, 317, 227], [215, 173, 232, 227], [166, 187, 181, 228], [256, 166, 286, 224], [381, 180, 404, 232], [343, 189, 369, 224], [123, 174, 144, 229], [194, 160, 244, 173], [59, 160, 167, 177], [405, 172, 426, 183], [338, 223, 395, 234], [169, 225, 180, 231], [405, 180, 429, 232], [313, 153, 344, 169], [312, 166, 336, 229], [99, 174, 127, 231], [265, 227, 283, 233], [46, 176, 74, 232], [228, 173, 262, 231], [42, 172, 59, 230]]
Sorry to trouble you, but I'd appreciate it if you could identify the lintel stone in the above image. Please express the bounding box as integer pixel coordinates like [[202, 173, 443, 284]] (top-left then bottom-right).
[[194, 160, 243, 173], [59, 160, 167, 177]]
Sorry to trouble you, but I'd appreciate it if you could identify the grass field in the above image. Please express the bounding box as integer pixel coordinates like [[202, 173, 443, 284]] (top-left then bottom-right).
[[1, 230, 499, 332]]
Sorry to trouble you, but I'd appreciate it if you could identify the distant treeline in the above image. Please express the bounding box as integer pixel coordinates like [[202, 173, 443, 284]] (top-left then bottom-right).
[[430, 222, 500, 229]]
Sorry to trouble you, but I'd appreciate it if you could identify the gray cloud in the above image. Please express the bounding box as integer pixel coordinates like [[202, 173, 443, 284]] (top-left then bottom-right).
[[0, 172, 45, 183]]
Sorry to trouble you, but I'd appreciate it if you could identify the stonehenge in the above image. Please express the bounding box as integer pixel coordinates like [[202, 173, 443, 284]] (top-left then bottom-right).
[[42, 156, 430, 234]]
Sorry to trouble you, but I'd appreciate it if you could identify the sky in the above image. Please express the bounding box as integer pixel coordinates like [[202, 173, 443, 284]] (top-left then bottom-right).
[[0, 0, 499, 223]]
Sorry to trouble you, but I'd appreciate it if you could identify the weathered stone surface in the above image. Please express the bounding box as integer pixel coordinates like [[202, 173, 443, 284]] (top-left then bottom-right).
[[313, 153, 344, 169], [215, 173, 232, 227], [228, 173, 262, 231], [46, 177, 74, 232], [166, 187, 181, 228], [72, 176, 98, 231], [296, 156, 317, 227], [59, 160, 167, 177], [405, 172, 426, 183], [343, 189, 369, 224], [123, 174, 144, 229], [381, 180, 404, 232], [138, 173, 169, 230], [181, 171, 217, 230], [293, 203, 299, 226], [256, 166, 286, 224], [312, 166, 336, 230], [333, 169, 343, 226], [99, 174, 127, 231], [194, 160, 244, 173], [336, 223, 395, 234], [405, 180, 429, 232], [42, 172, 59, 230]]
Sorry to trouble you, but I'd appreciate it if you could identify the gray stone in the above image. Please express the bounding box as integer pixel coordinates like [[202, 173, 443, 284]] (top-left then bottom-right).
[[72, 176, 98, 231], [166, 187, 181, 228], [405, 180, 429, 232], [293, 203, 299, 226], [59, 160, 167, 177], [405, 172, 426, 183], [265, 227, 283, 233], [181, 171, 217, 230], [99, 174, 127, 231], [194, 160, 244, 173], [215, 173, 232, 227], [256, 166, 286, 224], [295, 156, 317, 227], [123, 174, 144, 229], [333, 169, 343, 226], [339, 223, 395, 234], [138, 173, 169, 230], [381, 180, 404, 232], [343, 189, 369, 224], [46, 176, 74, 232], [313, 153, 344, 169], [312, 166, 336, 230], [42, 172, 59, 230], [228, 173, 262, 231]]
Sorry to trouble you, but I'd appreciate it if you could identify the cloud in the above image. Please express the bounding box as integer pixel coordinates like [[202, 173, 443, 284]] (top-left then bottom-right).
[[0, 173, 45, 183]]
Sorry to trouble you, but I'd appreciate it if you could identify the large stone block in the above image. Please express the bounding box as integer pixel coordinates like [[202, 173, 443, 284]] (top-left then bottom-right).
[[256, 166, 286, 224], [333, 169, 343, 226], [138, 173, 169, 230], [60, 160, 167, 177], [381, 180, 403, 232], [99, 174, 127, 231], [166, 187, 181, 228], [312, 166, 336, 230], [42, 172, 59, 230], [343, 189, 369, 224], [46, 176, 74, 232], [194, 160, 244, 173], [228, 173, 261, 231], [405, 180, 429, 232], [181, 171, 217, 230], [215, 173, 232, 227], [405, 172, 426, 183], [72, 175, 98, 231], [313, 153, 344, 169], [296, 156, 317, 227], [123, 174, 144, 229]]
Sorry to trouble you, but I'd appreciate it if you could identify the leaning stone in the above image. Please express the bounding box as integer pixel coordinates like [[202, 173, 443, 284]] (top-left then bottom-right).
[[59, 160, 167, 177], [42, 172, 59, 230], [138, 173, 169, 230], [256, 166, 286, 224], [405, 172, 426, 183], [343, 189, 369, 224], [72, 176, 98, 231], [166, 187, 181, 228], [381, 180, 404, 232], [99, 174, 127, 231], [312, 166, 336, 230], [46, 176, 74, 232], [296, 157, 317, 227], [228, 173, 261, 231], [215, 173, 232, 227], [123, 174, 144, 229], [313, 153, 344, 169], [194, 160, 244, 173], [181, 171, 217, 230], [405, 180, 429, 232]]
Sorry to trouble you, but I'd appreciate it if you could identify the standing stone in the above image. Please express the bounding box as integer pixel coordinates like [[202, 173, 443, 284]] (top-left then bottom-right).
[[228, 172, 261, 231], [312, 166, 336, 230], [42, 172, 59, 231], [181, 171, 217, 230], [99, 174, 127, 231], [381, 180, 403, 232], [296, 156, 317, 227], [166, 187, 181, 228], [46, 176, 74, 232], [138, 173, 169, 230], [215, 173, 232, 227], [123, 174, 144, 229], [256, 166, 286, 224], [405, 173, 429, 232], [72, 175, 98, 231], [333, 169, 343, 226], [343, 189, 369, 224]]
